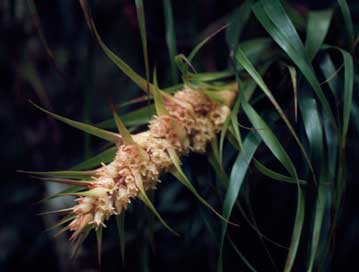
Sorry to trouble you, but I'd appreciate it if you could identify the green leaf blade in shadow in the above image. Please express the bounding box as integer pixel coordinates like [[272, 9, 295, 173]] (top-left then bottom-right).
[[217, 132, 261, 272], [163, 0, 178, 83]]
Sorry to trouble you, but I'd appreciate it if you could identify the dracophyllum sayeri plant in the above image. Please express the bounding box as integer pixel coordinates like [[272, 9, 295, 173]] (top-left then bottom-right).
[[23, 0, 357, 271]]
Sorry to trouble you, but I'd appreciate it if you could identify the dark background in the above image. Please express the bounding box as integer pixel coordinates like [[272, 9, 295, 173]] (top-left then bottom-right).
[[2, 0, 358, 271]]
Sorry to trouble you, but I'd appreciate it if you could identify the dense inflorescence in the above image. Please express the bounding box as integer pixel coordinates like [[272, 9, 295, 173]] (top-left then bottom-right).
[[66, 87, 234, 239]]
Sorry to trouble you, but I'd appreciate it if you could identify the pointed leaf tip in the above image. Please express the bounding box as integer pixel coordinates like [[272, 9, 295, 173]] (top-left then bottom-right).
[[152, 68, 169, 116], [112, 110, 134, 145], [29, 100, 121, 143], [135, 173, 179, 236], [96, 227, 103, 268]]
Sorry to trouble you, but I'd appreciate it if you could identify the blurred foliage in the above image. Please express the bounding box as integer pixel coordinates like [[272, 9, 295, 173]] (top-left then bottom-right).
[[3, 0, 359, 271]]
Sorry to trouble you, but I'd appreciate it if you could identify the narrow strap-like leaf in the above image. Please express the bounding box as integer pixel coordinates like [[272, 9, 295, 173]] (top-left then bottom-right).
[[226, 0, 254, 52], [188, 24, 228, 62], [71, 226, 91, 258], [168, 148, 236, 226], [44, 185, 84, 202], [163, 0, 178, 83], [97, 105, 155, 129], [135, 173, 178, 235], [253, 0, 337, 130], [253, 159, 307, 185], [319, 54, 341, 100], [134, 0, 151, 95], [19, 170, 95, 179], [32, 177, 92, 187], [72, 147, 117, 171], [287, 65, 298, 122], [217, 132, 261, 272], [113, 110, 135, 145], [46, 214, 76, 232], [234, 47, 315, 182], [78, 0, 154, 94], [227, 236, 258, 272], [30, 101, 120, 143], [153, 68, 169, 116], [322, 46, 354, 147], [305, 9, 333, 61], [96, 227, 103, 267], [115, 214, 126, 264], [240, 100, 304, 272], [337, 0, 355, 46]]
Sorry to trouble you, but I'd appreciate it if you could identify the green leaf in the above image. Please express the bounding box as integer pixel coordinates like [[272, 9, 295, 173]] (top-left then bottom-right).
[[115, 213, 126, 264], [113, 110, 135, 144], [234, 47, 315, 181], [71, 226, 91, 258], [135, 173, 178, 235], [210, 137, 221, 169], [308, 184, 327, 271], [297, 79, 326, 271], [97, 105, 155, 129], [305, 9, 333, 61], [63, 188, 107, 197], [38, 208, 73, 216], [298, 83, 324, 171], [319, 54, 341, 100], [188, 24, 228, 62], [72, 147, 117, 170], [240, 101, 297, 182], [47, 214, 76, 232], [208, 152, 229, 188], [253, 0, 337, 129], [32, 177, 92, 187], [168, 148, 234, 225], [19, 170, 95, 179], [218, 132, 261, 272], [134, 0, 151, 94], [287, 65, 298, 121], [234, 38, 274, 71], [30, 101, 120, 143], [337, 0, 355, 46], [153, 69, 169, 116], [322, 46, 354, 147], [226, 0, 254, 52], [188, 71, 234, 82], [253, 159, 306, 185], [339, 49, 354, 147], [45, 185, 83, 201], [321, 47, 354, 251], [283, 2, 306, 31], [283, 183, 304, 272], [163, 0, 178, 83], [176, 23, 228, 82], [90, 19, 153, 93], [219, 114, 232, 165], [96, 227, 103, 267], [227, 236, 258, 272], [226, 65, 271, 154], [261, 0, 305, 55], [240, 102, 303, 272]]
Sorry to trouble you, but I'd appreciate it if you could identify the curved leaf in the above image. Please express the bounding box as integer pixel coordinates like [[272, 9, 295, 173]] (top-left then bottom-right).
[[305, 9, 333, 61], [253, 0, 337, 129], [218, 132, 261, 272], [163, 0, 178, 83]]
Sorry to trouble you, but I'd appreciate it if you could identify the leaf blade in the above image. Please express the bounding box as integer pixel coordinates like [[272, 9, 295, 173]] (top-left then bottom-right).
[[30, 101, 120, 143]]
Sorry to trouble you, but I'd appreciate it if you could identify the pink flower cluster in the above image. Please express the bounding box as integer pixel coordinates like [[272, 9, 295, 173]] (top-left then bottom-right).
[[65, 88, 232, 239]]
